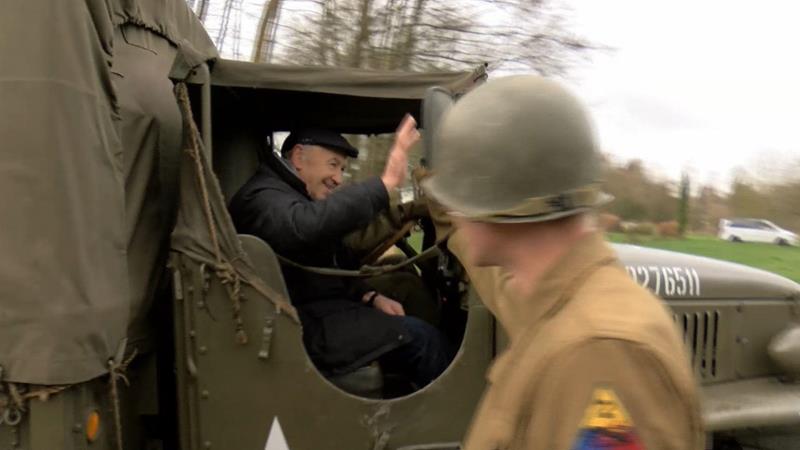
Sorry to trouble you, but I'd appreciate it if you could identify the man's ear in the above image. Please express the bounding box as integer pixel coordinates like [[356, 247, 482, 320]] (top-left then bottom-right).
[[289, 144, 304, 171]]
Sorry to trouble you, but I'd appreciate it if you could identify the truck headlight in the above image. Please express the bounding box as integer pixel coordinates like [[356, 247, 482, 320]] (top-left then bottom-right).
[[769, 324, 800, 378]]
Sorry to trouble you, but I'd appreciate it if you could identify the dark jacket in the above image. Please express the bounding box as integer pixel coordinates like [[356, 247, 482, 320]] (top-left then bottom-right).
[[229, 154, 409, 374]]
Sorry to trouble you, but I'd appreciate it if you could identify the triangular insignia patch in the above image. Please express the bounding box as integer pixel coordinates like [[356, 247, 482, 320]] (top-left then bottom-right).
[[264, 417, 291, 450], [571, 387, 644, 450]]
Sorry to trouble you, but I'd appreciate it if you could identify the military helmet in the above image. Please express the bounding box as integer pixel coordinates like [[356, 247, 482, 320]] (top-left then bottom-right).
[[423, 75, 611, 223]]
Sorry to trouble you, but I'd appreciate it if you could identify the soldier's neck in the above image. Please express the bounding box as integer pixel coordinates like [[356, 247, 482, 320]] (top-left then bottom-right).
[[505, 218, 592, 299]]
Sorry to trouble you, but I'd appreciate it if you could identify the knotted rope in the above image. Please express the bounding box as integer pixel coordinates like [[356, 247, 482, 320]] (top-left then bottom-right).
[[108, 349, 137, 450], [174, 82, 298, 342]]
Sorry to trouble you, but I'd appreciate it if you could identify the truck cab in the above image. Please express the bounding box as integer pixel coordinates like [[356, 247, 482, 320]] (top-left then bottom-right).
[[168, 59, 800, 450]]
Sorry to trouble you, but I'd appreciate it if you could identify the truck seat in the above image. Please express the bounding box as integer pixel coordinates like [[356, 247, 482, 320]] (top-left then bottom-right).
[[238, 234, 384, 398]]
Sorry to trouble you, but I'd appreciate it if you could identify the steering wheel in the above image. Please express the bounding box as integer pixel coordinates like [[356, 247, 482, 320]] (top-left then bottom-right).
[[360, 220, 417, 266]]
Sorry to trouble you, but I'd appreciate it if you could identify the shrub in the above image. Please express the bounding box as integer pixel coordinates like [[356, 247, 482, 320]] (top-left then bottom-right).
[[625, 222, 656, 236], [598, 213, 622, 232], [657, 220, 680, 238]]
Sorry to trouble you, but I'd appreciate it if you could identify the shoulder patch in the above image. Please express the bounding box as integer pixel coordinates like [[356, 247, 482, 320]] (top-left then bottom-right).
[[571, 387, 644, 450]]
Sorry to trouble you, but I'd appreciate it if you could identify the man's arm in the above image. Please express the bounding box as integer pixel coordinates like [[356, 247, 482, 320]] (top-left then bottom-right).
[[343, 196, 429, 258], [259, 177, 389, 251], [246, 115, 421, 253], [520, 339, 704, 450]]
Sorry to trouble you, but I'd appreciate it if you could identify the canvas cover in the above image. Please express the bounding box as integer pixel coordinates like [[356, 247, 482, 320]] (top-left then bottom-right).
[[0, 0, 476, 384], [0, 0, 215, 384], [202, 61, 486, 138], [210, 59, 486, 98]]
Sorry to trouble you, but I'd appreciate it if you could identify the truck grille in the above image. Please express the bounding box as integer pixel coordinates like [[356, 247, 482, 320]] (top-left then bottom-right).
[[674, 311, 720, 380]]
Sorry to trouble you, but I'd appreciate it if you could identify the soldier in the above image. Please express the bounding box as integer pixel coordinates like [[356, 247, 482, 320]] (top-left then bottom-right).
[[422, 76, 704, 449]]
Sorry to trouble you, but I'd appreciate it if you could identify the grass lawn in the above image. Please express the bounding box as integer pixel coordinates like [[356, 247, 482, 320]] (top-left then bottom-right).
[[608, 233, 800, 283], [408, 232, 423, 252], [408, 231, 800, 283]]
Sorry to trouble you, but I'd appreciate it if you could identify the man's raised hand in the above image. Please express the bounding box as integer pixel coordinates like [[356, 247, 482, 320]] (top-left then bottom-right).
[[381, 114, 420, 191]]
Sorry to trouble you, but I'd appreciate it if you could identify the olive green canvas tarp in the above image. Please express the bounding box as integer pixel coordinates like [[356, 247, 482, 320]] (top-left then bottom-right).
[[202, 61, 486, 136], [209, 60, 486, 99], [111, 0, 216, 361], [0, 0, 126, 385], [0, 0, 215, 385], [113, 25, 211, 357], [112, 0, 217, 64]]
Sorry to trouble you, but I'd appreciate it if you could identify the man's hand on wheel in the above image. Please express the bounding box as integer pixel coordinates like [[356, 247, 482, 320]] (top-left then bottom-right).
[[381, 114, 420, 191], [373, 295, 406, 316]]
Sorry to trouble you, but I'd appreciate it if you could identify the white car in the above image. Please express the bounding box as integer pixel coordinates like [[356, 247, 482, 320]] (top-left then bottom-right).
[[718, 218, 798, 246]]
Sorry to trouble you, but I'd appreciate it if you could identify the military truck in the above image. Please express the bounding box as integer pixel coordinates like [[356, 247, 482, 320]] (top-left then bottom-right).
[[2, 2, 800, 449]]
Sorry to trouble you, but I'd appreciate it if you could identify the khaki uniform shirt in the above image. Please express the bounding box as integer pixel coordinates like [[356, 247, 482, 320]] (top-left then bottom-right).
[[449, 232, 704, 450]]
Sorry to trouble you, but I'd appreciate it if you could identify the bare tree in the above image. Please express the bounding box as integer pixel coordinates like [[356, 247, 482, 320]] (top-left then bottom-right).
[[231, 1, 243, 59], [318, 0, 340, 65], [278, 0, 596, 74], [733, 155, 800, 231], [252, 0, 284, 62], [393, 0, 425, 70], [216, 0, 236, 48], [348, 0, 373, 67], [195, 0, 211, 22], [191, 0, 596, 73]]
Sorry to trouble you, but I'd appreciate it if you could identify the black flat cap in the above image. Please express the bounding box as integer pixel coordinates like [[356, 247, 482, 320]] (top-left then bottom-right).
[[280, 128, 359, 158]]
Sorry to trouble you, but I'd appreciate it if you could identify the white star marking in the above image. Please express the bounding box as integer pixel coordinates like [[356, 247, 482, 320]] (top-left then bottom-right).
[[264, 417, 291, 450]]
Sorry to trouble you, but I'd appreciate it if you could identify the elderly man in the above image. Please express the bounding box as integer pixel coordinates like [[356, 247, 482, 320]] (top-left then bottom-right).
[[229, 117, 450, 390], [423, 76, 704, 449]]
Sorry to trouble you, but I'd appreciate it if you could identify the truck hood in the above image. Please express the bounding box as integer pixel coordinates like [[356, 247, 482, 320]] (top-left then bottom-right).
[[612, 244, 799, 301]]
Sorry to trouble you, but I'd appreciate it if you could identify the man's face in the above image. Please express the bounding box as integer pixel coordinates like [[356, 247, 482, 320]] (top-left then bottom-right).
[[290, 145, 347, 200], [452, 218, 506, 267]]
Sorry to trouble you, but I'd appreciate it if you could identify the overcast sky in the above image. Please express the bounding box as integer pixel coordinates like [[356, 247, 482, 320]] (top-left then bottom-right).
[[206, 0, 800, 190], [563, 0, 800, 190]]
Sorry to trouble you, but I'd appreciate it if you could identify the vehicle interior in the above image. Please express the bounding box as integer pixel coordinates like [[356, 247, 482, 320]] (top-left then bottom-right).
[[184, 60, 483, 399], [166, 60, 494, 449]]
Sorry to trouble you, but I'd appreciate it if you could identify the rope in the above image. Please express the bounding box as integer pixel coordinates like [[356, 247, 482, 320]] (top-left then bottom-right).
[[173, 82, 298, 325], [18, 385, 69, 403], [217, 261, 248, 344], [108, 349, 137, 450], [0, 382, 71, 427], [7, 383, 23, 411], [175, 82, 249, 342], [176, 84, 222, 265], [276, 232, 450, 278], [242, 276, 300, 323]]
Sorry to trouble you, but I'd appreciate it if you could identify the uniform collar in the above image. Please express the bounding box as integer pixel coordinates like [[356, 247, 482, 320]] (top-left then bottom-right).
[[527, 232, 616, 321], [491, 231, 617, 341]]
